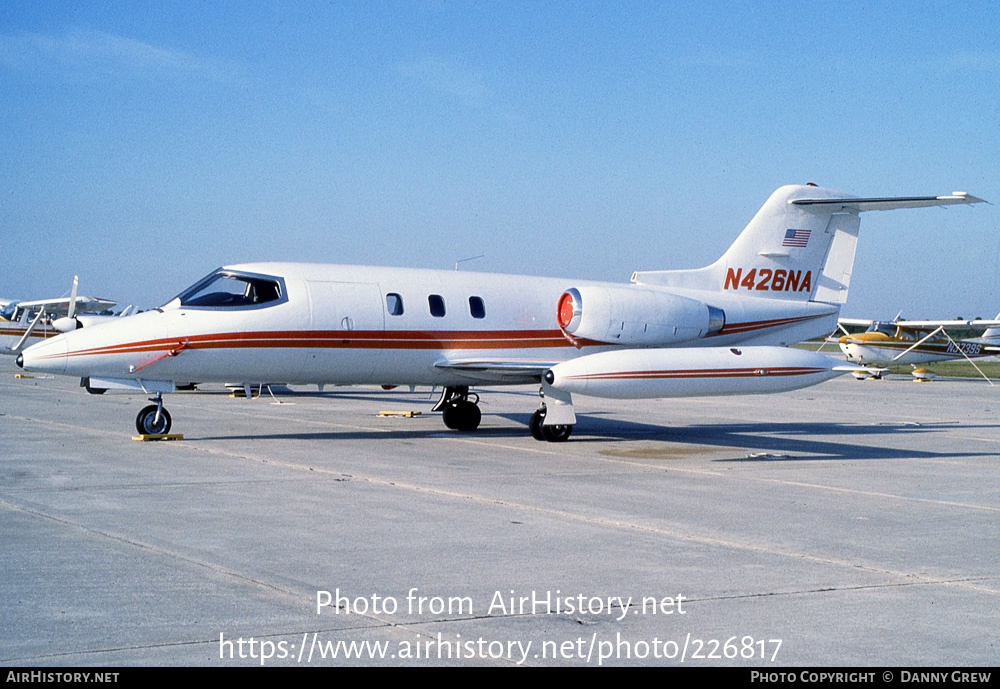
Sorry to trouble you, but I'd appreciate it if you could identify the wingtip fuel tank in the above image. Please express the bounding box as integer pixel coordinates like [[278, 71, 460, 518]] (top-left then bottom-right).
[[543, 346, 850, 399]]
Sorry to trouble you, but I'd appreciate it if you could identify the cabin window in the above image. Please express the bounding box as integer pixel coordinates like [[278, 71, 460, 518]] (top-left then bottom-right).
[[428, 294, 446, 317], [386, 293, 404, 316], [175, 271, 284, 309], [469, 296, 486, 319]]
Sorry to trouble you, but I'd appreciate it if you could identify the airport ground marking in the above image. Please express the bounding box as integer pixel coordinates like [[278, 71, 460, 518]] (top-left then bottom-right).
[[67, 437, 1000, 596]]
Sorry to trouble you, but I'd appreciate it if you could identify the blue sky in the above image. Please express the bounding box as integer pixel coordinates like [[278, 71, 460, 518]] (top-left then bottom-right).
[[2, 1, 998, 319]]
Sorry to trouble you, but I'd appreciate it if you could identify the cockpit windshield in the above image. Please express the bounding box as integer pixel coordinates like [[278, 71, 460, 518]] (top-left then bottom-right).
[[866, 321, 897, 337], [169, 270, 286, 310]]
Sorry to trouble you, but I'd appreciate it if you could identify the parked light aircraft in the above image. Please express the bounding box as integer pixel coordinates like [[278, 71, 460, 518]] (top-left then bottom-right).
[[1, 277, 117, 355], [17, 185, 984, 440], [836, 315, 1000, 379]]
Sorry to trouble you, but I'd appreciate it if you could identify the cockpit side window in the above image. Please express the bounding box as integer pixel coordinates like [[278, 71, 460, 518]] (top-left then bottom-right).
[[174, 271, 285, 309]]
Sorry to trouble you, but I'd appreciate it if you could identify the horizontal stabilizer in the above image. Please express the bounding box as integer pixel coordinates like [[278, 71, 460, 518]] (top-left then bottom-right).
[[791, 192, 985, 211]]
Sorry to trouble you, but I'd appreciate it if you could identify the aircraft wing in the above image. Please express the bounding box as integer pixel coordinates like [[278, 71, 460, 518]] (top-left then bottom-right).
[[838, 317, 1000, 332], [891, 319, 1000, 330], [434, 358, 556, 384], [15, 296, 117, 316]]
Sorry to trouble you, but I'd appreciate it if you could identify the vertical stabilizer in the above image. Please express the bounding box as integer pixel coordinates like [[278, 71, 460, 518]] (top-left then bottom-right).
[[982, 313, 1000, 342], [632, 185, 984, 305]]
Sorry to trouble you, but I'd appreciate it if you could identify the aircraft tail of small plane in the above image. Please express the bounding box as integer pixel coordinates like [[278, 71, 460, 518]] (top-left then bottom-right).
[[632, 185, 983, 305], [981, 313, 1000, 342]]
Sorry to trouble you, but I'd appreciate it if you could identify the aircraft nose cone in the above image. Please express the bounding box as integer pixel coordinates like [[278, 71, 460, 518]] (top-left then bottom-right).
[[19, 335, 68, 374]]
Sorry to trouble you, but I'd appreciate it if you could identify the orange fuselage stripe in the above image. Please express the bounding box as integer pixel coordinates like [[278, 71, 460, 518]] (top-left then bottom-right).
[[41, 316, 822, 360]]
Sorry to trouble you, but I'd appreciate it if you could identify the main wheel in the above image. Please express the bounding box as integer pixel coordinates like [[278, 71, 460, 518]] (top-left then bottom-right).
[[442, 400, 481, 431], [530, 407, 572, 441], [541, 422, 573, 442], [135, 404, 172, 435], [529, 409, 546, 440]]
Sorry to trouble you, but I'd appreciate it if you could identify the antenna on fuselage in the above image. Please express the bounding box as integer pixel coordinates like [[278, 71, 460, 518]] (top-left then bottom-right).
[[455, 254, 485, 271]]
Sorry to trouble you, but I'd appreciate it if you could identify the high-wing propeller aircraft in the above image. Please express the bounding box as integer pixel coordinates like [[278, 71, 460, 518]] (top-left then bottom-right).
[[836, 315, 1000, 379], [1, 277, 117, 355], [16, 185, 984, 440]]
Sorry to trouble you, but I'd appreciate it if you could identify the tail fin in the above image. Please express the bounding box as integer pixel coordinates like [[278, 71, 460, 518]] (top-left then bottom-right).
[[632, 185, 984, 304], [982, 312, 1000, 342]]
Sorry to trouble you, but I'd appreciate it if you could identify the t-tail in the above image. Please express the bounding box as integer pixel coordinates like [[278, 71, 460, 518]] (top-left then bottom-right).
[[632, 184, 984, 305]]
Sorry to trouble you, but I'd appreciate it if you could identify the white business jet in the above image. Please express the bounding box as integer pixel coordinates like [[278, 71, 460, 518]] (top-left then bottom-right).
[[17, 184, 983, 440]]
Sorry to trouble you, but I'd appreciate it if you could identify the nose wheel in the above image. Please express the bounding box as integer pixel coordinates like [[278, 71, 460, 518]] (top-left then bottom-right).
[[135, 394, 172, 435]]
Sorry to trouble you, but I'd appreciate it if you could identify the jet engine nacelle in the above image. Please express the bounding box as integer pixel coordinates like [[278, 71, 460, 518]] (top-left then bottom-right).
[[556, 286, 725, 346], [544, 346, 849, 399]]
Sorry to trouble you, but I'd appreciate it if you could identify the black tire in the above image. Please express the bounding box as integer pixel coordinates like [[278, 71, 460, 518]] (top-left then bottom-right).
[[456, 401, 481, 431], [541, 423, 573, 442], [135, 404, 172, 435], [81, 377, 106, 394], [529, 409, 546, 441], [442, 403, 461, 430], [442, 400, 481, 431]]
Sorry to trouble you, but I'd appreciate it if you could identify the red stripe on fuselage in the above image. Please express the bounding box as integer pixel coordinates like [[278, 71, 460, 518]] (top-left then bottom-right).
[[41, 317, 825, 361], [709, 314, 825, 336], [0, 327, 57, 339], [46, 329, 590, 359]]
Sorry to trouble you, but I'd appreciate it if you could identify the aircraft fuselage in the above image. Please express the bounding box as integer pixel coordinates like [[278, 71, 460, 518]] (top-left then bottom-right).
[[839, 333, 999, 366], [20, 262, 838, 387]]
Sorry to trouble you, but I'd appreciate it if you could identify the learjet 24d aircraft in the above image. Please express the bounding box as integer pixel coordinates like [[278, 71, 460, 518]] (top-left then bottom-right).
[[16, 184, 984, 441]]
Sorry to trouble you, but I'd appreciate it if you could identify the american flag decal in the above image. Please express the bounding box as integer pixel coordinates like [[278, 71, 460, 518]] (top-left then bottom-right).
[[782, 229, 811, 247]]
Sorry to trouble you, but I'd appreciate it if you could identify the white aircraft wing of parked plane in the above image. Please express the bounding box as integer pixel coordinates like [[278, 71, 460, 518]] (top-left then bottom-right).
[[1, 276, 117, 355]]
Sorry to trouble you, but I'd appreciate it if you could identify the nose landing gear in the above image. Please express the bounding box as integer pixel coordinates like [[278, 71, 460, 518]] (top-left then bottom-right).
[[135, 392, 172, 435]]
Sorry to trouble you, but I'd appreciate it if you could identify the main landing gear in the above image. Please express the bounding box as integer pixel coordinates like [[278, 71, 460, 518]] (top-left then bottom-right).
[[529, 406, 573, 442], [433, 386, 482, 431], [433, 385, 574, 441], [135, 392, 172, 435]]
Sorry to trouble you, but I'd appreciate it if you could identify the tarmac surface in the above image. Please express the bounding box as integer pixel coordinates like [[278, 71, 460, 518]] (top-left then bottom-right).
[[1, 356, 998, 667]]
